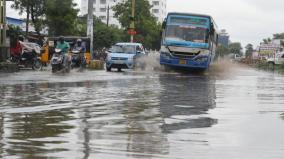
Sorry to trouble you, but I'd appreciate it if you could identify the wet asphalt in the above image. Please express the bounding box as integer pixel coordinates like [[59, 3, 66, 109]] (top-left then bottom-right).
[[0, 66, 284, 159]]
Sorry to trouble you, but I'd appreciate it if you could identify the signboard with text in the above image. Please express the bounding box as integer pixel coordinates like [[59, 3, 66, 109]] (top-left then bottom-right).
[[127, 29, 137, 35]]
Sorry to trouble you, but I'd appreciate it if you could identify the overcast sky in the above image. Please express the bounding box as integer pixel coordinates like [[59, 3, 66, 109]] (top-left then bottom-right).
[[7, 0, 284, 47]]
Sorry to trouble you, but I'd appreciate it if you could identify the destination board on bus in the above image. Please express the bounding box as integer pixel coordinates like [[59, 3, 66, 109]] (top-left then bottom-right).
[[170, 17, 208, 26]]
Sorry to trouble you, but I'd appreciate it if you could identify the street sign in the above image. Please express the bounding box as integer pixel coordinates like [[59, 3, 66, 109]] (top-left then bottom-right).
[[127, 29, 137, 35]]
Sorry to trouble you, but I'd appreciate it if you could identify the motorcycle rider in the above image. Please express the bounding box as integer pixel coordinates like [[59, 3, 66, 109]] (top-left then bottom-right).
[[10, 36, 22, 59], [72, 39, 87, 68], [73, 38, 86, 52], [56, 36, 70, 67]]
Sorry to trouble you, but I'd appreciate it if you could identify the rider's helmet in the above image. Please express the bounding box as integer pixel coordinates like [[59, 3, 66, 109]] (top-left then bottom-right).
[[77, 39, 82, 46], [18, 35, 24, 42], [59, 36, 64, 43]]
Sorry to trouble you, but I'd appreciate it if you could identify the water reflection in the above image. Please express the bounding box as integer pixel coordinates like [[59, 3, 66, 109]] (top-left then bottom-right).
[[121, 78, 169, 157], [0, 72, 217, 158], [0, 114, 4, 159], [158, 75, 217, 133], [0, 82, 90, 158], [2, 69, 284, 158], [72, 77, 170, 158], [80, 108, 91, 159], [6, 110, 74, 158], [256, 75, 284, 120]]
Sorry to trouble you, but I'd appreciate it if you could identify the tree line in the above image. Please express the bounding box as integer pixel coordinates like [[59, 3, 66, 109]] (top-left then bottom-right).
[[216, 42, 243, 59], [263, 33, 284, 47], [217, 32, 284, 60], [10, 0, 162, 50]]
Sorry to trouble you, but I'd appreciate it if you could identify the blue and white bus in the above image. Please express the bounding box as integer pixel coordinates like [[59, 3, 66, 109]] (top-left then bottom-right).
[[160, 12, 218, 70]]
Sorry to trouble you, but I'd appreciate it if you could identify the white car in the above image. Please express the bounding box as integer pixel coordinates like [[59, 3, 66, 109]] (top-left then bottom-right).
[[267, 52, 284, 65], [105, 43, 146, 71]]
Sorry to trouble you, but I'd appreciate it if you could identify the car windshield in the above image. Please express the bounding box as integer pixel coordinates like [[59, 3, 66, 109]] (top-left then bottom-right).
[[165, 25, 208, 43], [110, 45, 136, 54]]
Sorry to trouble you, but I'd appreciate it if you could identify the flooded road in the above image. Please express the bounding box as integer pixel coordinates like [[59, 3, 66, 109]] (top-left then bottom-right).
[[1, 67, 284, 159]]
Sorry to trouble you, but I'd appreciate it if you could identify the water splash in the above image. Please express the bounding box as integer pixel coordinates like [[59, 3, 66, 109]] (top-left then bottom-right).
[[209, 58, 241, 76], [135, 52, 241, 75], [135, 51, 166, 72]]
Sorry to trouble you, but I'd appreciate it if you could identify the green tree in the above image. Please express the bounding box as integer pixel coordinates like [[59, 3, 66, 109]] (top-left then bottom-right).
[[245, 43, 253, 59], [7, 25, 23, 39], [75, 15, 126, 50], [272, 33, 284, 47], [113, 0, 161, 49], [273, 33, 284, 39], [216, 45, 229, 58], [281, 40, 284, 47], [74, 15, 88, 37], [93, 19, 126, 50], [229, 42, 243, 55], [263, 38, 272, 44], [46, 0, 78, 36], [11, 0, 47, 35]]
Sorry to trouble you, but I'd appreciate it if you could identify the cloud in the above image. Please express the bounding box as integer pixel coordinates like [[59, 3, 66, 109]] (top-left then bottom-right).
[[6, 0, 284, 47], [167, 0, 284, 47], [242, 0, 284, 12]]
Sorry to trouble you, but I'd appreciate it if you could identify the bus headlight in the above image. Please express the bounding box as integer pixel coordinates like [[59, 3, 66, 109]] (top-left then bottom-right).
[[160, 46, 172, 60], [160, 46, 171, 54], [198, 50, 210, 56], [195, 57, 208, 63]]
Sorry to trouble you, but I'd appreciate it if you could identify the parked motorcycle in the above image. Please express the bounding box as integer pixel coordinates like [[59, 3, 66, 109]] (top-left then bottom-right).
[[51, 48, 71, 73], [71, 49, 87, 69], [11, 48, 43, 71]]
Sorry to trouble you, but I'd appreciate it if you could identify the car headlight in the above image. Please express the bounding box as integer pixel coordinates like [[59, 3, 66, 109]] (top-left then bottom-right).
[[107, 54, 112, 61], [130, 55, 135, 60]]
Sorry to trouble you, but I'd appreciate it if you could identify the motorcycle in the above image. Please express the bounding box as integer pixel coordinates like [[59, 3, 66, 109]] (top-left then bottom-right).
[[71, 48, 87, 69], [11, 48, 43, 71], [51, 48, 71, 73]]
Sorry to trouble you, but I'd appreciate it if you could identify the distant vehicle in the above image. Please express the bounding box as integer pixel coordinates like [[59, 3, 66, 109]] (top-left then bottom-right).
[[229, 54, 242, 62], [43, 37, 92, 65], [160, 12, 219, 70], [259, 56, 268, 61], [71, 49, 87, 69], [106, 43, 146, 71], [51, 48, 71, 73], [267, 52, 284, 66], [11, 42, 43, 70]]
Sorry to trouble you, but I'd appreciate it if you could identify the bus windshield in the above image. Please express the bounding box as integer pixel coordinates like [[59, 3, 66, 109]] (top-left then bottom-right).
[[165, 25, 208, 43]]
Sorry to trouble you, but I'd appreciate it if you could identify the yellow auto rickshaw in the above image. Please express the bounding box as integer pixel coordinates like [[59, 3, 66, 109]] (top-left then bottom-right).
[[41, 36, 91, 65]]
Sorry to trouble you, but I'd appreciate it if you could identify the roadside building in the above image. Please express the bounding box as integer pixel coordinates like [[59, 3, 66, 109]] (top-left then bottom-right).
[[7, 17, 48, 36], [148, 0, 167, 23], [6, 17, 24, 29], [80, 0, 167, 26], [218, 29, 230, 47], [258, 43, 282, 58], [252, 50, 259, 60], [272, 39, 284, 46]]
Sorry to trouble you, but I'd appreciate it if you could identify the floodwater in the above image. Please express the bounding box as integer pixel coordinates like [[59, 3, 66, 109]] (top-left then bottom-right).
[[0, 66, 284, 159]]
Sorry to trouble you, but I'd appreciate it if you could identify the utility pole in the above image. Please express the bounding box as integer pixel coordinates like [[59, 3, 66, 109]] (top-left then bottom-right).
[[26, 4, 29, 37], [106, 5, 110, 27], [130, 0, 135, 43], [0, 0, 7, 62], [87, 0, 94, 59]]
